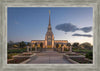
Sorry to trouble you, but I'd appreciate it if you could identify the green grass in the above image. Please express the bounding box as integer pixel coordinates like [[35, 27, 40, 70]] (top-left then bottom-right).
[[72, 48, 92, 53], [72, 48, 93, 60], [8, 48, 27, 53], [8, 53, 19, 59]]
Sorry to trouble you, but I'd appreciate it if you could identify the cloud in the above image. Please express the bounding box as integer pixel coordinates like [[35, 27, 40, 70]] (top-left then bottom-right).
[[55, 23, 92, 33], [72, 33, 92, 37], [55, 23, 79, 32], [80, 27, 92, 33]]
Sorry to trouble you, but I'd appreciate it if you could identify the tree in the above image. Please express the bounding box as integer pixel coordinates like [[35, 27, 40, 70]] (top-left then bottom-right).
[[27, 42, 31, 46], [79, 42, 92, 49], [67, 43, 71, 51], [8, 41, 14, 48], [9, 41, 14, 44], [40, 42, 43, 48], [67, 43, 71, 47], [61, 44, 63, 47], [35, 43, 37, 46], [72, 42, 79, 48], [34, 43, 38, 51], [19, 41, 26, 48], [7, 43, 11, 49], [56, 43, 59, 48], [61, 44, 63, 50]]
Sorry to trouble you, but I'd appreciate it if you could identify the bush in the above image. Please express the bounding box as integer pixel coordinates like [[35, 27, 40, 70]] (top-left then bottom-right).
[[72, 48, 92, 53], [8, 48, 27, 53], [8, 53, 18, 59], [8, 54, 12, 59], [85, 51, 93, 60], [32, 48, 35, 51], [64, 48, 69, 51]]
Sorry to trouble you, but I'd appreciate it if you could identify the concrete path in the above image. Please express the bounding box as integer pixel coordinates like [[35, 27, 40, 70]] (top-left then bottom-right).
[[27, 50, 72, 64]]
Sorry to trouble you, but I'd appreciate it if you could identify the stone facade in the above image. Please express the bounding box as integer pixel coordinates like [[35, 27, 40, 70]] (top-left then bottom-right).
[[31, 10, 68, 48]]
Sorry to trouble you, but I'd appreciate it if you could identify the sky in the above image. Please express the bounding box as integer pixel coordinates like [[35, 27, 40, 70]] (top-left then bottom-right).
[[7, 7, 93, 45]]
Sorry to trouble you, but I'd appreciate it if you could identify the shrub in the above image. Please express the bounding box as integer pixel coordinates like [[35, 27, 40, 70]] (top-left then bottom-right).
[[8, 53, 18, 59], [85, 51, 93, 60], [64, 48, 69, 51], [56, 44, 59, 48], [8, 48, 27, 53], [72, 48, 92, 53], [8, 54, 12, 59]]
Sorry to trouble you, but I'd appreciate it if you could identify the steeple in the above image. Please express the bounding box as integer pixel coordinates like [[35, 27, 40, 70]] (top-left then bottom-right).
[[48, 10, 52, 31], [49, 10, 51, 27], [45, 10, 54, 48]]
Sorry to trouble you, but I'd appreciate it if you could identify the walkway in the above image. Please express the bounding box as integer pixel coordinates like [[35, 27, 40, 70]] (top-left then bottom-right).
[[27, 49, 72, 64]]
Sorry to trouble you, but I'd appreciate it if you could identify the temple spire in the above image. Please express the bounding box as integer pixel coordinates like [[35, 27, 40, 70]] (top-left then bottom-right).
[[48, 10, 51, 28], [49, 10, 51, 15]]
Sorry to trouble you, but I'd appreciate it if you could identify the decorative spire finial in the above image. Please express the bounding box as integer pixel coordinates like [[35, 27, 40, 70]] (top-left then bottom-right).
[[49, 10, 51, 15], [48, 10, 51, 30]]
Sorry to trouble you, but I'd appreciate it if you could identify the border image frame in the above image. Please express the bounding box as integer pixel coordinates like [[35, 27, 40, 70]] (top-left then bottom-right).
[[0, 0, 99, 71]]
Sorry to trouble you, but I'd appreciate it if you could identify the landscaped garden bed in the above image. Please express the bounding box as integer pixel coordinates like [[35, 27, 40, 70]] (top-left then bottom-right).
[[8, 57, 29, 64], [70, 57, 92, 63], [8, 53, 20, 59], [63, 52, 92, 64], [8, 52, 33, 64], [8, 48, 27, 53], [72, 48, 92, 53]]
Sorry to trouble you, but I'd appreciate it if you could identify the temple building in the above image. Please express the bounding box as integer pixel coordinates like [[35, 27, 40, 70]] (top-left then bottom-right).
[[31, 10, 68, 48]]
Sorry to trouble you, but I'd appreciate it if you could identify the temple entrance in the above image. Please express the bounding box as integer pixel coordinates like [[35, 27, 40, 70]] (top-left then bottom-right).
[[47, 45, 52, 48], [45, 48, 54, 52]]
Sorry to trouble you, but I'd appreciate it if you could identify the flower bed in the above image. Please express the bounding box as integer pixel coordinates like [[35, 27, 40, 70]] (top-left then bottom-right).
[[70, 57, 92, 63], [8, 52, 33, 64], [8, 57, 29, 64], [63, 53, 92, 64]]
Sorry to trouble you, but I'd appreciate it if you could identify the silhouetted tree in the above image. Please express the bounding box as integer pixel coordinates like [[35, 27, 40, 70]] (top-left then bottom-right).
[[9, 41, 13, 44], [61, 44, 63, 47], [56, 43, 59, 48], [67, 43, 71, 47], [27, 42, 31, 46], [35, 43, 37, 46], [40, 42, 43, 48], [79, 42, 92, 49], [19, 41, 26, 48], [8, 41, 14, 48], [72, 42, 79, 48]]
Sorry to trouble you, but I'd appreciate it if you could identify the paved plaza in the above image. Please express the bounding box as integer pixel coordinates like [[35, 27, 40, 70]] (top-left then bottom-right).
[[27, 49, 72, 64]]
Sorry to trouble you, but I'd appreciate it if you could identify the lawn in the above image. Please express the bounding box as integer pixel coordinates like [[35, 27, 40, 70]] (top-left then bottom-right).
[[72, 48, 92, 53], [8, 48, 27, 53]]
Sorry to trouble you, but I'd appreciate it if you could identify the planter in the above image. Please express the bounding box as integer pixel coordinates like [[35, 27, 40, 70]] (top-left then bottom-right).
[[63, 54, 79, 64], [8, 52, 34, 64], [63, 53, 92, 64]]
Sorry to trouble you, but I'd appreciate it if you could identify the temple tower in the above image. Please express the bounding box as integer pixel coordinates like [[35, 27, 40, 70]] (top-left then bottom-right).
[[45, 10, 54, 48]]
